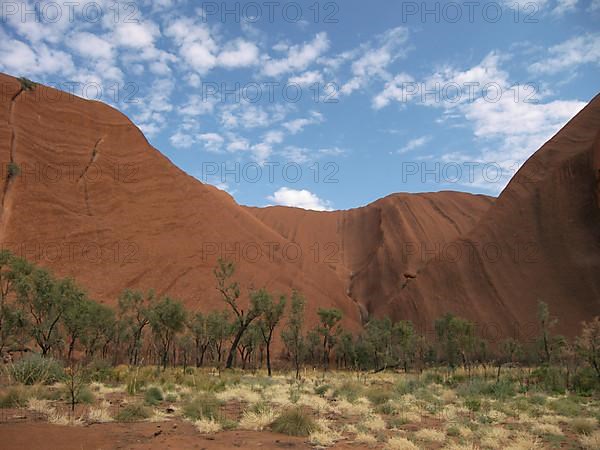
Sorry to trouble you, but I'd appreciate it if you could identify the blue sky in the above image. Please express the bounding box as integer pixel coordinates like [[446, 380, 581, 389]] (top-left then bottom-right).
[[1, 0, 599, 210]]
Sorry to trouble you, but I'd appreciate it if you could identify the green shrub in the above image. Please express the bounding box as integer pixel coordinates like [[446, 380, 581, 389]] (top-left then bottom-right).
[[531, 366, 566, 394], [314, 384, 329, 397], [144, 387, 164, 406], [0, 387, 29, 408], [572, 367, 600, 395], [367, 387, 393, 405], [7, 162, 20, 179], [18, 77, 36, 91], [116, 403, 151, 422], [549, 397, 580, 417], [8, 355, 63, 385], [76, 386, 95, 404], [529, 394, 547, 406], [332, 381, 364, 402], [165, 393, 178, 403], [182, 392, 222, 420], [270, 407, 316, 436], [571, 417, 596, 435], [464, 397, 481, 413], [395, 379, 420, 395]]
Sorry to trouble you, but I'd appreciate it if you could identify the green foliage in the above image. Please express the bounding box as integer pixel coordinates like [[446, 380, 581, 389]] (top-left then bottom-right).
[[0, 386, 30, 408], [571, 417, 596, 434], [149, 296, 186, 369], [7, 162, 20, 179], [464, 397, 481, 412], [8, 354, 63, 385], [281, 290, 306, 379], [144, 386, 164, 405], [17, 77, 36, 91], [182, 392, 222, 420], [549, 397, 580, 417], [270, 407, 317, 436], [531, 366, 566, 394], [116, 403, 151, 422], [366, 386, 393, 405], [332, 380, 364, 402], [572, 367, 600, 395]]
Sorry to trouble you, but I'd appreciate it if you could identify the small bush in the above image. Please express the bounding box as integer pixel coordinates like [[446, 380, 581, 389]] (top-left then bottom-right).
[[116, 403, 151, 422], [7, 162, 20, 179], [464, 397, 481, 413], [531, 366, 566, 394], [182, 392, 222, 421], [271, 407, 317, 436], [573, 367, 600, 395], [74, 386, 95, 405], [0, 387, 29, 408], [9, 355, 63, 385], [367, 387, 393, 405], [332, 381, 364, 402], [571, 418, 596, 435], [18, 77, 36, 91], [144, 386, 164, 406], [549, 397, 580, 417], [395, 379, 419, 395], [314, 384, 329, 397]]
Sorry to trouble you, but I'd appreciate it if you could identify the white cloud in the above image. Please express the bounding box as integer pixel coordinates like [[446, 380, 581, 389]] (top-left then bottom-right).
[[552, 0, 578, 15], [67, 32, 113, 60], [341, 27, 409, 96], [267, 187, 333, 211], [114, 22, 159, 49], [0, 38, 75, 77], [198, 133, 225, 152], [288, 70, 323, 86], [529, 33, 600, 74], [165, 18, 218, 74], [217, 39, 259, 68], [398, 136, 431, 154], [262, 32, 329, 77], [170, 131, 196, 149], [372, 73, 415, 109], [282, 111, 324, 134]]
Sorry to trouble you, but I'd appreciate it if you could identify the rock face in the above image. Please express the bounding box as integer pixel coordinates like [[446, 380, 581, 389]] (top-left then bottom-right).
[[246, 191, 494, 323], [0, 73, 361, 330], [1, 72, 598, 337]]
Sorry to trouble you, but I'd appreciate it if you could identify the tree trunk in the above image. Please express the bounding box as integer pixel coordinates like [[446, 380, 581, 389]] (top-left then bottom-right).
[[266, 342, 272, 376], [226, 326, 247, 369]]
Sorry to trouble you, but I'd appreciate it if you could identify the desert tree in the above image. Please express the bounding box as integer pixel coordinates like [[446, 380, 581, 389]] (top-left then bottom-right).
[[207, 310, 232, 365], [189, 311, 211, 367], [536, 300, 565, 365], [435, 313, 476, 375], [16, 269, 72, 356], [118, 289, 155, 365], [577, 317, 600, 380], [81, 302, 116, 360], [149, 296, 186, 369], [257, 291, 286, 376], [214, 259, 266, 369], [238, 323, 261, 370], [62, 295, 91, 361], [392, 320, 416, 372], [336, 331, 356, 370], [496, 337, 521, 382], [316, 308, 343, 371], [281, 290, 306, 379], [0, 251, 31, 354], [64, 363, 89, 413]]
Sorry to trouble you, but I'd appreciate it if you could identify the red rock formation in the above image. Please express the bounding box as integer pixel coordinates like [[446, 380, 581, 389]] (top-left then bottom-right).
[[2, 72, 597, 338]]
